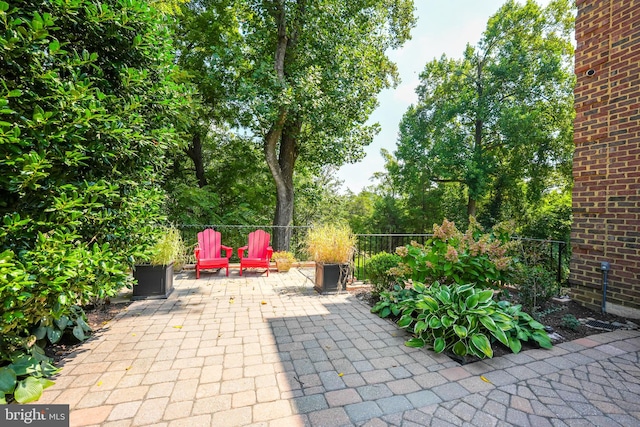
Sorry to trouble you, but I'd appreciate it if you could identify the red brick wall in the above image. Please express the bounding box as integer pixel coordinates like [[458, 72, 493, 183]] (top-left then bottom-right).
[[571, 0, 640, 316]]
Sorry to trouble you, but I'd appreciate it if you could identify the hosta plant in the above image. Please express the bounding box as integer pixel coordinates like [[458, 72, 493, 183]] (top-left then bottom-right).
[[497, 301, 553, 353], [373, 281, 553, 359], [399, 282, 511, 359]]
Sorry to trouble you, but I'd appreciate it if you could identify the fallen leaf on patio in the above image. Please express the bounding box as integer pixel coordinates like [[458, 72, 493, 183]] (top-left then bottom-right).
[[96, 381, 103, 386], [480, 375, 492, 383], [132, 333, 136, 336], [338, 373, 344, 377], [229, 297, 235, 304], [126, 366, 132, 370], [173, 325, 183, 329], [261, 301, 267, 305]]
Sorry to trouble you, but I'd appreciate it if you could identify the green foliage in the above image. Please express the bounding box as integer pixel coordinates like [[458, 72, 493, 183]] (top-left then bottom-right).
[[371, 284, 418, 320], [397, 282, 508, 358], [560, 314, 581, 331], [32, 305, 92, 345], [373, 281, 553, 359], [392, 219, 515, 289], [512, 264, 558, 311], [0, 0, 190, 399], [366, 252, 402, 296], [393, 0, 575, 220], [497, 301, 553, 352], [148, 227, 187, 268], [0, 336, 59, 404]]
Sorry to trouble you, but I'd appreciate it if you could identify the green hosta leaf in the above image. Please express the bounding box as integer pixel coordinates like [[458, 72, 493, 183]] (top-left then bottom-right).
[[397, 314, 413, 328], [456, 284, 474, 294], [72, 325, 86, 341], [391, 306, 401, 316], [531, 331, 553, 349], [55, 315, 69, 330], [471, 333, 493, 358], [433, 337, 446, 353], [405, 338, 425, 348], [453, 324, 468, 338], [0, 367, 17, 394], [380, 307, 391, 318], [0, 395, 6, 404], [413, 282, 426, 293], [491, 326, 509, 347], [414, 320, 427, 334], [528, 319, 545, 330], [416, 296, 439, 311], [429, 316, 442, 328], [14, 377, 43, 403], [437, 288, 451, 304], [47, 326, 62, 344], [465, 293, 479, 309], [371, 302, 385, 314], [39, 378, 55, 390], [8, 355, 39, 376], [479, 315, 498, 333], [508, 336, 522, 354], [33, 325, 47, 340], [477, 289, 494, 304], [453, 341, 467, 356], [441, 315, 454, 328]]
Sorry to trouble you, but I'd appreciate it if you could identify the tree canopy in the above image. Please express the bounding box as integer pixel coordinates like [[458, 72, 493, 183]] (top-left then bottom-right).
[[394, 0, 575, 222]]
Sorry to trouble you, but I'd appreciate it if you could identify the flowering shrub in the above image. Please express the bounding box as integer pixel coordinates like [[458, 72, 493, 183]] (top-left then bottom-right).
[[391, 219, 516, 289]]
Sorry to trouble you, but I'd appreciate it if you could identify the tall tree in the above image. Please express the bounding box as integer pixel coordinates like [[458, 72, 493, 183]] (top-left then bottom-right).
[[233, 0, 415, 249], [396, 0, 574, 219]]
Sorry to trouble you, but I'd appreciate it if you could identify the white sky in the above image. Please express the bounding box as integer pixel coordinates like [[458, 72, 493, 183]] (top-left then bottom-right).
[[336, 0, 553, 194]]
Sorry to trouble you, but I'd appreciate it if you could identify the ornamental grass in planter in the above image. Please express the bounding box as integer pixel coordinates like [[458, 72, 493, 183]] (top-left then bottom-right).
[[305, 224, 356, 293], [133, 226, 186, 300]]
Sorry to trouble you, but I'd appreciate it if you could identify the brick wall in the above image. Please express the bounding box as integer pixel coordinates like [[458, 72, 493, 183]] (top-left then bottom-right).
[[571, 0, 640, 317]]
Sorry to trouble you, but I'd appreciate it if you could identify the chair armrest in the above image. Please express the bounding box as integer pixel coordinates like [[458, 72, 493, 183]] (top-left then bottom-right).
[[267, 247, 273, 260], [221, 245, 233, 259], [194, 247, 201, 260], [238, 245, 248, 259]]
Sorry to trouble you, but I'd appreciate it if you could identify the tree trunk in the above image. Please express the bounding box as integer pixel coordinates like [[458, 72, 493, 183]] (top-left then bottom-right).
[[185, 131, 207, 188]]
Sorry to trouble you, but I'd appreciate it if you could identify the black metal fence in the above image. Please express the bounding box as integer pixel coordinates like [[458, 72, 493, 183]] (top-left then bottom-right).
[[175, 225, 569, 285]]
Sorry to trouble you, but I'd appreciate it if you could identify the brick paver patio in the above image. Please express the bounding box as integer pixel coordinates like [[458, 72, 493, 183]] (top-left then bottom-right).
[[40, 268, 640, 426]]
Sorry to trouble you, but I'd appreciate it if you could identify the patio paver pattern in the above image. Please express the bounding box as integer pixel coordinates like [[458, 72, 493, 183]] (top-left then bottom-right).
[[41, 268, 640, 426]]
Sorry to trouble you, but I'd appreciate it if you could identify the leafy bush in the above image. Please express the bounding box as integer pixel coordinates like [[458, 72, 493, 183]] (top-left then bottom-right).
[[372, 281, 552, 359], [0, 0, 190, 401], [365, 252, 402, 296], [392, 219, 515, 289]]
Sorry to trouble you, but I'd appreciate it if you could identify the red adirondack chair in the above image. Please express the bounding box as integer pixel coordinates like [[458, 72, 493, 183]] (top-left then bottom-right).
[[194, 229, 232, 278], [238, 230, 273, 276]]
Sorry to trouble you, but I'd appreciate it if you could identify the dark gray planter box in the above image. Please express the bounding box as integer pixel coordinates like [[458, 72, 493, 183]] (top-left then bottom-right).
[[314, 262, 349, 294], [132, 263, 174, 300]]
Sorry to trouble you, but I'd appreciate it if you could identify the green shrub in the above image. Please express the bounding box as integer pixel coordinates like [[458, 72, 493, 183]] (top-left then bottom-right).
[[512, 264, 558, 311], [366, 252, 402, 296]]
